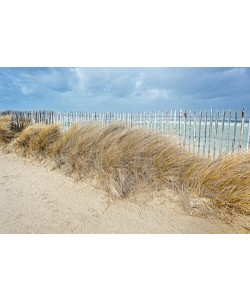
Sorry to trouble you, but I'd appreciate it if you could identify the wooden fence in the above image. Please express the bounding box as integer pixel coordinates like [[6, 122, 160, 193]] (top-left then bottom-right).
[[1, 109, 250, 158]]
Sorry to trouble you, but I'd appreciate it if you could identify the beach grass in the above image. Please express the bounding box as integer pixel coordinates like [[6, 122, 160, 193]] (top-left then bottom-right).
[[1, 115, 250, 214], [0, 115, 17, 145], [16, 123, 62, 156]]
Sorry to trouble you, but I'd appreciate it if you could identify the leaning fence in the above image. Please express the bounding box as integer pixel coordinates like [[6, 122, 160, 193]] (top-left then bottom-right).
[[1, 109, 250, 158]]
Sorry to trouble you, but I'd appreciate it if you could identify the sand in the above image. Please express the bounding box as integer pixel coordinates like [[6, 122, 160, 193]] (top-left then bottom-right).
[[0, 152, 249, 233]]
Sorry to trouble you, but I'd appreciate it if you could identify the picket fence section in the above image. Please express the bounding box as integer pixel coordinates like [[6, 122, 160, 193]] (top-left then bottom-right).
[[1, 109, 250, 158]]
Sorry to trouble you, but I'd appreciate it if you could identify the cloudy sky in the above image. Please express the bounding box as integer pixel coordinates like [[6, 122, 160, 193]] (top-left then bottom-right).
[[0, 67, 249, 112]]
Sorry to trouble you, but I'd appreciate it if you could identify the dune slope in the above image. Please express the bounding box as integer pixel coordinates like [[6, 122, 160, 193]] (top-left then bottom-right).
[[0, 152, 248, 233]]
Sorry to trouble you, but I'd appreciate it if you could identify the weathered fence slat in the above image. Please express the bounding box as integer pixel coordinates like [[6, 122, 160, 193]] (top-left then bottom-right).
[[188, 110, 192, 152], [207, 110, 212, 158], [165, 111, 168, 135], [169, 110, 173, 135], [226, 110, 231, 154], [219, 110, 226, 156], [232, 110, 237, 153], [247, 118, 250, 151], [193, 111, 196, 153], [174, 110, 177, 135], [239, 110, 245, 152], [203, 110, 208, 156], [183, 110, 187, 147], [198, 111, 202, 156], [213, 111, 219, 159], [179, 110, 182, 140]]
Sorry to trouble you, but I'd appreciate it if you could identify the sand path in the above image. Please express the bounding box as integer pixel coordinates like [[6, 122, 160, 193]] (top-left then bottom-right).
[[0, 152, 248, 233]]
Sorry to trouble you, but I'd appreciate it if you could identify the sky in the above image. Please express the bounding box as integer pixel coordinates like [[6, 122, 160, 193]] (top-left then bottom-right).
[[0, 67, 249, 113]]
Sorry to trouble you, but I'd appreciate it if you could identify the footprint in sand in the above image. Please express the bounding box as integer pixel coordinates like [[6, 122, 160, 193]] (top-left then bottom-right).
[[88, 208, 99, 218]]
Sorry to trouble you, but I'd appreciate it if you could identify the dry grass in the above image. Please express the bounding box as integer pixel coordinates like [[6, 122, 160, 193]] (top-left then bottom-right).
[[1, 119, 250, 214], [184, 153, 250, 214], [15, 123, 62, 157], [0, 116, 17, 146]]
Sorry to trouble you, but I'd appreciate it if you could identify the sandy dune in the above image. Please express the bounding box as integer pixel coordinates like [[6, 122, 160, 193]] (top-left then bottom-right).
[[0, 152, 248, 233]]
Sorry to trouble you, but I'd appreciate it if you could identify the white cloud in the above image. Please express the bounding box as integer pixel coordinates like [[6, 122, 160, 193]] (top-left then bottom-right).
[[134, 72, 145, 90], [70, 68, 89, 91], [20, 85, 33, 95]]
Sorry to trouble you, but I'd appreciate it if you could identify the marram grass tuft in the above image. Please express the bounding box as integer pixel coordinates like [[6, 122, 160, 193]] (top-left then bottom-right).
[[15, 123, 62, 156], [0, 116, 17, 146], [1, 120, 250, 214]]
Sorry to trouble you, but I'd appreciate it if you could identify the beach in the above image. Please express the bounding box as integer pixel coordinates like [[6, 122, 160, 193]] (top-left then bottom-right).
[[0, 152, 248, 234]]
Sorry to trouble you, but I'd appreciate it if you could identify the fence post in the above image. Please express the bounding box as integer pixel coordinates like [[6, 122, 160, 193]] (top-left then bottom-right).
[[153, 112, 156, 131], [247, 117, 250, 151], [169, 110, 173, 135], [183, 110, 187, 146], [232, 110, 237, 153], [198, 111, 202, 156], [179, 110, 182, 145], [238, 110, 245, 152], [149, 111, 153, 130], [188, 110, 192, 152], [207, 109, 213, 157], [203, 110, 208, 156], [174, 110, 177, 135], [213, 111, 219, 158], [226, 110, 231, 155], [208, 109, 213, 158], [219, 110, 226, 156]]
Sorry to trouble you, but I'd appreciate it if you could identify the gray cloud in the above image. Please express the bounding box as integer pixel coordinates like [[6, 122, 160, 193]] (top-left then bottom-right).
[[0, 67, 249, 113]]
